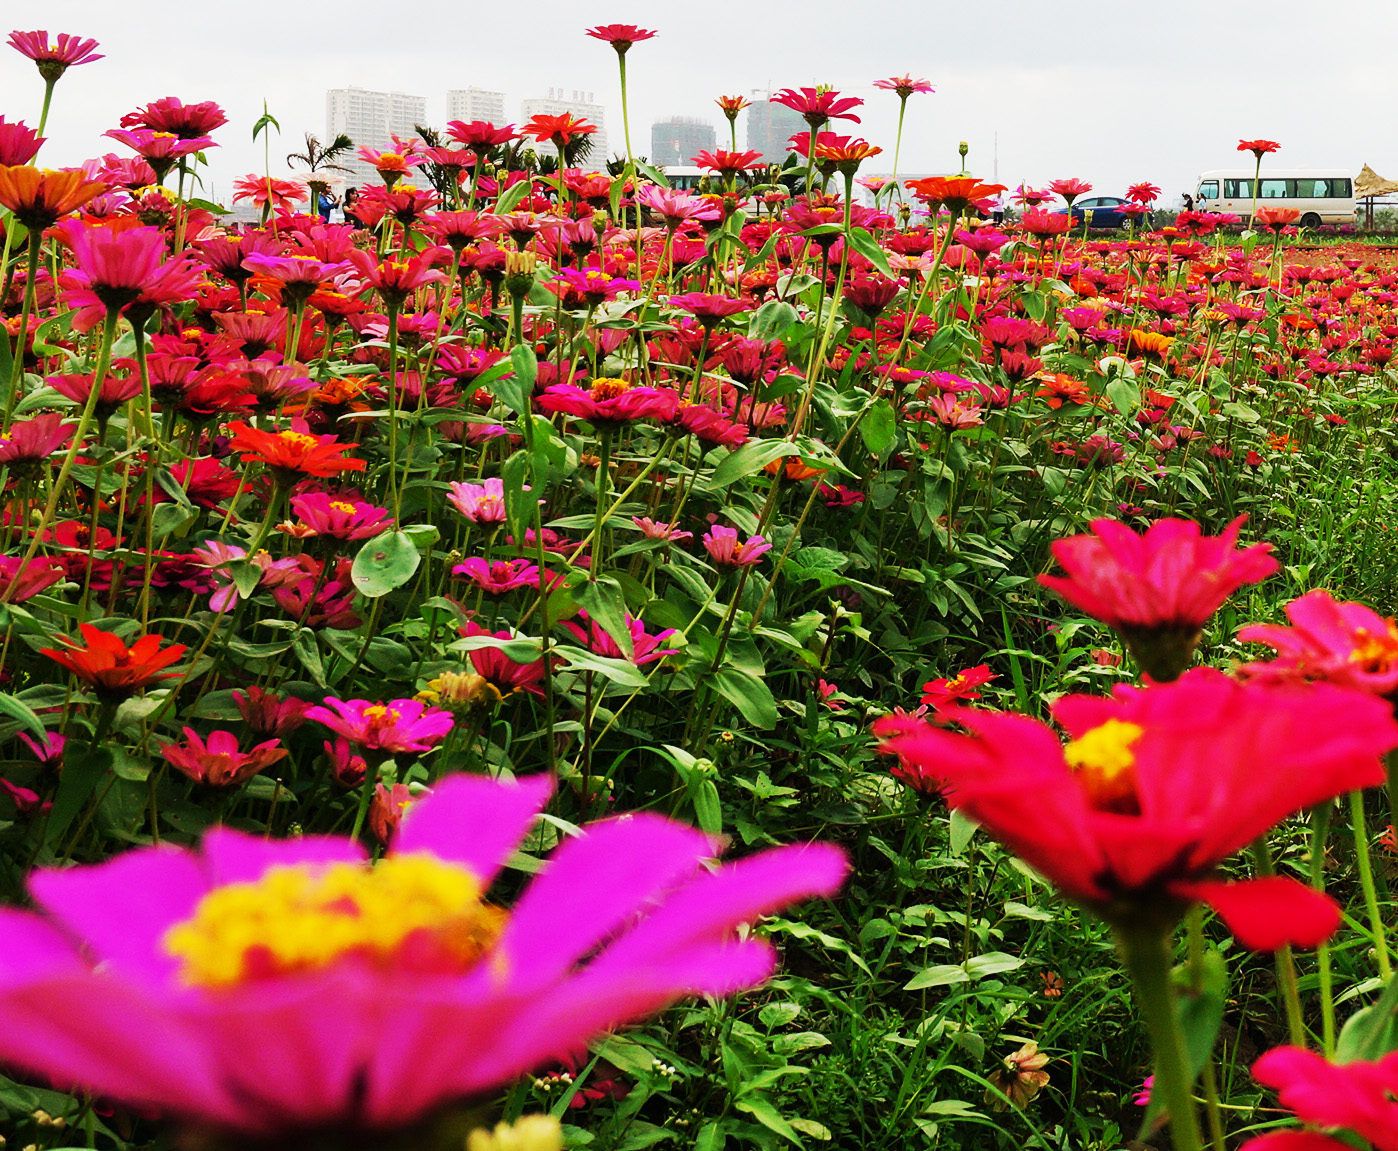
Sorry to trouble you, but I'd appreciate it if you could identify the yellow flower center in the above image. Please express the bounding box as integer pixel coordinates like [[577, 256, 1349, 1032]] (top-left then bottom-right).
[[1351, 623, 1398, 671], [329, 500, 357, 514], [278, 431, 320, 452], [362, 703, 400, 726], [164, 854, 506, 988], [591, 377, 631, 401], [1063, 719, 1144, 814]]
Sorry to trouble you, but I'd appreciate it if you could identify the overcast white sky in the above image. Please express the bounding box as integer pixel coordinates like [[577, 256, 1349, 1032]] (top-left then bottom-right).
[[6, 0, 1397, 208]]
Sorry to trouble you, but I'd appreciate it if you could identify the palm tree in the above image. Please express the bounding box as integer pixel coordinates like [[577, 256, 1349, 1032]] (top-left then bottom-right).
[[286, 132, 355, 210]]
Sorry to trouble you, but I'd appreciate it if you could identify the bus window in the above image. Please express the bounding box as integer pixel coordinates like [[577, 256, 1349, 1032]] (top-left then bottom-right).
[[1223, 178, 1252, 197], [1294, 178, 1323, 197], [1331, 178, 1352, 197], [1198, 180, 1218, 200], [1259, 179, 1287, 198]]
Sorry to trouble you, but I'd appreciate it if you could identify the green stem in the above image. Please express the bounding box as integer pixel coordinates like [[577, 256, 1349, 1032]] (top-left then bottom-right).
[[36, 78, 56, 137], [1115, 921, 1203, 1151], [1349, 789, 1392, 979], [3, 232, 43, 428]]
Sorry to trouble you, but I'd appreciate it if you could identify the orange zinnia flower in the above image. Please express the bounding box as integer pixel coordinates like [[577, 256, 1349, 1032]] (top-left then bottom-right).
[[1127, 329, 1174, 357], [227, 420, 366, 482], [0, 165, 106, 230], [763, 456, 826, 482], [903, 175, 1007, 213], [40, 623, 186, 699]]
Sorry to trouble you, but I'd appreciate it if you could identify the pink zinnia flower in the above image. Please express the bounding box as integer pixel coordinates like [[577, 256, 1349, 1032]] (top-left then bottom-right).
[[703, 525, 772, 568], [560, 612, 678, 666], [0, 775, 845, 1138], [538, 379, 679, 427], [458, 621, 553, 698], [7, 30, 102, 81], [872, 75, 935, 99], [232, 175, 308, 212], [1038, 516, 1279, 680], [120, 97, 227, 139], [584, 23, 657, 53], [446, 478, 508, 524], [0, 555, 64, 603], [452, 558, 542, 595], [876, 667, 1398, 950], [633, 185, 720, 228], [304, 697, 455, 754], [632, 518, 693, 543], [159, 728, 288, 789], [0, 116, 43, 165], [1239, 1047, 1398, 1151], [289, 493, 394, 542], [1238, 589, 1398, 697], [0, 412, 76, 470]]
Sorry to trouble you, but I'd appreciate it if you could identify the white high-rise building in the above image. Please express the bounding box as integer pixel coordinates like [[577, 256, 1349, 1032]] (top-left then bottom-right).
[[520, 88, 609, 166], [326, 86, 428, 190], [446, 88, 506, 127]]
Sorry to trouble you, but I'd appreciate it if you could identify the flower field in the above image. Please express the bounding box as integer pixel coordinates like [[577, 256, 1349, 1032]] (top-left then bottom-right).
[[7, 22, 1398, 1151]]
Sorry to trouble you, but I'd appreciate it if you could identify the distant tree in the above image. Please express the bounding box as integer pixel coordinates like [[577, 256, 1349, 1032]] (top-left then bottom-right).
[[286, 132, 354, 207]]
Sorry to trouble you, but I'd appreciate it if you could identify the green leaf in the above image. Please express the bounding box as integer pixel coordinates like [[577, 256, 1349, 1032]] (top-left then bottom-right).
[[292, 629, 326, 687], [551, 644, 648, 687], [948, 809, 978, 856], [351, 530, 421, 598], [45, 741, 112, 848], [0, 692, 47, 740], [749, 300, 798, 341], [903, 964, 970, 990], [965, 951, 1024, 978], [1105, 375, 1140, 418], [690, 777, 722, 835], [733, 1095, 803, 1147], [707, 440, 800, 488], [858, 398, 897, 460], [494, 177, 534, 216], [712, 666, 778, 729], [572, 576, 635, 661], [845, 226, 895, 280]]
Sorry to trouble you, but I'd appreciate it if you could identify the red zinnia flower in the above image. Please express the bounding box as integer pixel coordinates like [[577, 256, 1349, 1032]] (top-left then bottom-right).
[[1038, 516, 1278, 680], [1238, 138, 1281, 159], [1048, 177, 1093, 206], [584, 24, 657, 53], [523, 113, 597, 148], [920, 664, 998, 710], [905, 176, 1007, 213], [445, 120, 520, 150], [40, 623, 186, 700], [227, 420, 366, 482], [692, 149, 765, 177], [159, 728, 288, 789], [876, 667, 1398, 949], [1254, 206, 1301, 233], [771, 87, 864, 128], [715, 95, 751, 120], [120, 97, 228, 139]]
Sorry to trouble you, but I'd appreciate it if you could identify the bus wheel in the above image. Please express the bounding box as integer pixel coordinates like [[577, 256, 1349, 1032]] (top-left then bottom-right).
[[1300, 213, 1321, 228]]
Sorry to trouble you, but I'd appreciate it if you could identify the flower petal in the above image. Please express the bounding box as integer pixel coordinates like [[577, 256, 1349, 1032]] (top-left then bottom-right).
[[1184, 877, 1341, 950], [394, 773, 553, 884]]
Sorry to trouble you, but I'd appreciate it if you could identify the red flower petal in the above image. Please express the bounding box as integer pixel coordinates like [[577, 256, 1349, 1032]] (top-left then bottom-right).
[[1183, 877, 1340, 951]]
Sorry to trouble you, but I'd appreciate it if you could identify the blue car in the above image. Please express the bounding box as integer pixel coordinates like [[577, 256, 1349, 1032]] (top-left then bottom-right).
[[1051, 195, 1134, 229]]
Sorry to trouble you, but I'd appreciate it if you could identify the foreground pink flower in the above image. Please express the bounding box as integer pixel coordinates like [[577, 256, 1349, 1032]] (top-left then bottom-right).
[[446, 477, 507, 524], [304, 697, 454, 754], [1038, 516, 1278, 679], [1239, 1046, 1398, 1151], [875, 667, 1398, 949], [0, 775, 846, 1138]]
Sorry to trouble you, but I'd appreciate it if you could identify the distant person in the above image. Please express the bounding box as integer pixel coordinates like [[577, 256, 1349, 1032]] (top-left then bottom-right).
[[991, 193, 1006, 225], [1181, 193, 1195, 212], [317, 190, 335, 222], [343, 187, 362, 229]]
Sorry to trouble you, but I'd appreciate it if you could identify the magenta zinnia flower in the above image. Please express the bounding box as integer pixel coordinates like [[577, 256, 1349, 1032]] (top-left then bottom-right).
[[538, 378, 679, 427], [304, 697, 455, 754], [452, 557, 542, 595], [289, 493, 394, 541], [0, 775, 846, 1139], [0, 116, 44, 165]]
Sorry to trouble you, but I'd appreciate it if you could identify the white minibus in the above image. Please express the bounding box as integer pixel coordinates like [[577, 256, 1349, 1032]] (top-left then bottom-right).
[[1194, 169, 1356, 226]]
